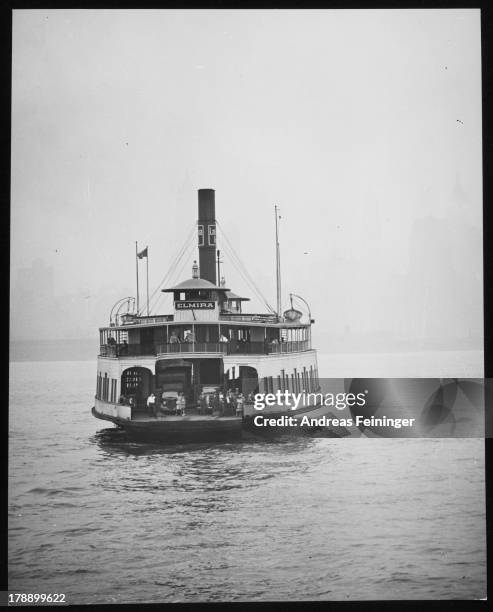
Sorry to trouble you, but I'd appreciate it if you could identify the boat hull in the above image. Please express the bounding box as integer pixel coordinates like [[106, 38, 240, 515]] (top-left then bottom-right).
[[92, 406, 243, 442]]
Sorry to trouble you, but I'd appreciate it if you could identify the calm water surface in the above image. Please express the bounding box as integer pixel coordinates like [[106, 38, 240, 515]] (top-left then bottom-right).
[[9, 360, 486, 603]]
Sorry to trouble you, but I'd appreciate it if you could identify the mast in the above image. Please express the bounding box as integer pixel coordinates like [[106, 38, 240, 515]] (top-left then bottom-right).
[[146, 251, 150, 316], [275, 205, 282, 317], [135, 241, 140, 314], [217, 249, 221, 286]]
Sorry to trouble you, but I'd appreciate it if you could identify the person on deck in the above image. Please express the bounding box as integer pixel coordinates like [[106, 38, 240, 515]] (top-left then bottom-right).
[[147, 393, 157, 417], [177, 393, 186, 416], [236, 393, 244, 417], [211, 392, 220, 415], [199, 392, 208, 415], [231, 390, 239, 415], [169, 333, 180, 344], [155, 394, 167, 419], [218, 392, 226, 416], [226, 390, 234, 416]]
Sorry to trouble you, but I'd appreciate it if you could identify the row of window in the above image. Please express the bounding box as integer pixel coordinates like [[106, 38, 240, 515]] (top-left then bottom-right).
[[96, 372, 118, 403], [198, 224, 216, 247], [262, 366, 319, 394]]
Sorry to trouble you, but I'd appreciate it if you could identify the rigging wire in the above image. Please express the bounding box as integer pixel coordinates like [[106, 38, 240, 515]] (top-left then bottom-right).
[[149, 237, 197, 315], [218, 239, 264, 306], [135, 219, 278, 317], [216, 222, 277, 314], [140, 223, 196, 315], [149, 222, 196, 302], [219, 236, 276, 315], [150, 239, 197, 315]]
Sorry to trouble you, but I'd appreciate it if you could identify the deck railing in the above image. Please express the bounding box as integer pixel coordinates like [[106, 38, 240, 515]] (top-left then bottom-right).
[[156, 342, 228, 355], [99, 339, 311, 357], [219, 313, 280, 323]]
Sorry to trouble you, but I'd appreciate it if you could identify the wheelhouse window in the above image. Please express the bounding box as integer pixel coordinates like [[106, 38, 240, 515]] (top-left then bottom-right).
[[184, 289, 212, 300]]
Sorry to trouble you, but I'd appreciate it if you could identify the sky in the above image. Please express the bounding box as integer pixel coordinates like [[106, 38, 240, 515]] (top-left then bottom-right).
[[11, 9, 483, 347]]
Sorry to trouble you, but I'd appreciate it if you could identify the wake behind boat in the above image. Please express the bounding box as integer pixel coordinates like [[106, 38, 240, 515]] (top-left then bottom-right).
[[92, 188, 321, 442]]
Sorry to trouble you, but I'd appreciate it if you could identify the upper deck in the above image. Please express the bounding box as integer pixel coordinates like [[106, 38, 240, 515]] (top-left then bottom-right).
[[99, 314, 312, 358]]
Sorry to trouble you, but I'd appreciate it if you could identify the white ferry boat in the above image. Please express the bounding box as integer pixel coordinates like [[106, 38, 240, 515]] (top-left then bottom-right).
[[92, 188, 321, 442]]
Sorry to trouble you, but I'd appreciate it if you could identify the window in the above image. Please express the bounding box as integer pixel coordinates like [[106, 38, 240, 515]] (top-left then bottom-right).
[[103, 373, 108, 401], [198, 225, 204, 246], [208, 225, 216, 246], [111, 379, 117, 403]]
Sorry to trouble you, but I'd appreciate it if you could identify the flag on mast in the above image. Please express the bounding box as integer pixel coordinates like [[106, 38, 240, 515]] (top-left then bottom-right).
[[137, 246, 148, 259]]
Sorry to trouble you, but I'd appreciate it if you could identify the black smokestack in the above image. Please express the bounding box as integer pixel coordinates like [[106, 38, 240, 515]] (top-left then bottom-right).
[[197, 188, 217, 285]]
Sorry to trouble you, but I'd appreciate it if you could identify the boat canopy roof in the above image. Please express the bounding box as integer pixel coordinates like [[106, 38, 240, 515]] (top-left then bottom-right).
[[225, 291, 250, 301], [162, 277, 230, 292]]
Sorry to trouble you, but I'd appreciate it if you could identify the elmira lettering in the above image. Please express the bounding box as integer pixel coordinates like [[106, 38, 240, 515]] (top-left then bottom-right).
[[175, 301, 215, 310]]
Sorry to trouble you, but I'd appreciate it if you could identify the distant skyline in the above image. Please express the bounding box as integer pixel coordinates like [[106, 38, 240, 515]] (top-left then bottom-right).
[[10, 9, 483, 350]]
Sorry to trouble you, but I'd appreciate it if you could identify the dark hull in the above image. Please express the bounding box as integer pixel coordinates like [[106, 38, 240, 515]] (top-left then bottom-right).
[[92, 406, 242, 443]]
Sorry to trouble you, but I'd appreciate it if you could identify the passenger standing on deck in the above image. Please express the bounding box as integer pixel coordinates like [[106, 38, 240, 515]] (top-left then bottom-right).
[[225, 390, 233, 415], [199, 392, 208, 415], [177, 393, 186, 416], [147, 393, 157, 417], [236, 393, 244, 417], [169, 332, 180, 344], [212, 392, 220, 415], [233, 388, 240, 414], [218, 392, 225, 416], [184, 330, 195, 343]]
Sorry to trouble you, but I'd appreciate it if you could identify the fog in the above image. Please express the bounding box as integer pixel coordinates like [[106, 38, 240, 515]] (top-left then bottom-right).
[[11, 9, 482, 351]]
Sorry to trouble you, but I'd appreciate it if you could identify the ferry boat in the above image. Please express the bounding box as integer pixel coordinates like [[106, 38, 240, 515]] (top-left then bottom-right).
[[92, 188, 321, 442]]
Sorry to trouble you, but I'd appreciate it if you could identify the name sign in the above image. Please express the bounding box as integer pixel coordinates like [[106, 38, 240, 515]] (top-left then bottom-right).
[[175, 301, 215, 310]]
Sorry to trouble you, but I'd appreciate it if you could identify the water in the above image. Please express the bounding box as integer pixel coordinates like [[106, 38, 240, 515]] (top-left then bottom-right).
[[317, 350, 484, 378], [9, 360, 486, 602]]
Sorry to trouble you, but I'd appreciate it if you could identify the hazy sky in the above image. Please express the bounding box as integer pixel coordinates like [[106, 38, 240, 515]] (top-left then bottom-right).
[[11, 9, 482, 342]]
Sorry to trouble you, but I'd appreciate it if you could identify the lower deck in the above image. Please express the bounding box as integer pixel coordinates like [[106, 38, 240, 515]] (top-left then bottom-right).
[[95, 351, 320, 416]]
